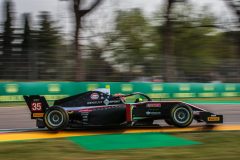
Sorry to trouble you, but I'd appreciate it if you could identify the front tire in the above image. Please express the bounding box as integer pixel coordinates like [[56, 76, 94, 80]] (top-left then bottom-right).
[[169, 104, 193, 128], [44, 106, 69, 131]]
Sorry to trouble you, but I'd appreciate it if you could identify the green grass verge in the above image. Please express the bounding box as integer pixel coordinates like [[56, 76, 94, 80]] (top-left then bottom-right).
[[0, 131, 239, 160]]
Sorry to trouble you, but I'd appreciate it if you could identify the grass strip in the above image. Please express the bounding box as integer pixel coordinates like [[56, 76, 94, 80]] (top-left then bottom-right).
[[0, 131, 239, 160]]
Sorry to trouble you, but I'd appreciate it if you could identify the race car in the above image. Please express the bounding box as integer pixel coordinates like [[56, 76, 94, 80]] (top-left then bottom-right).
[[23, 90, 223, 131]]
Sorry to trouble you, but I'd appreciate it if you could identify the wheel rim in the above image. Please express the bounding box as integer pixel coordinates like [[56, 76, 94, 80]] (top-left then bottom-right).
[[173, 107, 190, 124], [47, 110, 64, 127]]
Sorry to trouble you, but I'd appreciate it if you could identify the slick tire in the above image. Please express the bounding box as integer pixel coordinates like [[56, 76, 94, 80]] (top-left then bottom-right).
[[169, 104, 193, 128], [44, 106, 69, 131], [36, 118, 45, 128]]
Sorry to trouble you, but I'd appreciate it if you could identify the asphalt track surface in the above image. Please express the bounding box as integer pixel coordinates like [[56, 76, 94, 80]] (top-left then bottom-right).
[[0, 104, 239, 131]]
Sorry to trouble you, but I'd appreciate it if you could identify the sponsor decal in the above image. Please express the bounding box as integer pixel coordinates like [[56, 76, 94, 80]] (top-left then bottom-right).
[[81, 112, 89, 124], [5, 84, 19, 93], [109, 100, 122, 104], [208, 116, 220, 121], [48, 84, 61, 92], [90, 93, 99, 100], [104, 99, 109, 105], [87, 99, 121, 105], [147, 103, 161, 107], [146, 111, 161, 115], [87, 101, 103, 105], [32, 113, 44, 118]]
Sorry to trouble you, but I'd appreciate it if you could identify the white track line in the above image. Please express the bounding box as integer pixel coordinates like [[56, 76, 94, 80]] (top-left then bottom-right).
[[0, 128, 45, 133]]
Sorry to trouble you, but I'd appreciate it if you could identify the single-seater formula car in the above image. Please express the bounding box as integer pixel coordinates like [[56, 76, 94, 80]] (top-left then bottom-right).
[[24, 91, 223, 131]]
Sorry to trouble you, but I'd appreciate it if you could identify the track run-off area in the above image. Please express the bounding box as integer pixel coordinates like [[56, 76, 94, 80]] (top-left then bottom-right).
[[0, 125, 240, 142]]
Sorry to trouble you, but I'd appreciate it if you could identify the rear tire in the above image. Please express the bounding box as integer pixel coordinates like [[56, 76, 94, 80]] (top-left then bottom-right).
[[44, 106, 69, 131], [169, 104, 193, 128]]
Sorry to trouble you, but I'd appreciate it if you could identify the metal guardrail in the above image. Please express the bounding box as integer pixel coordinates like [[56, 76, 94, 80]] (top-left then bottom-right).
[[0, 52, 240, 82]]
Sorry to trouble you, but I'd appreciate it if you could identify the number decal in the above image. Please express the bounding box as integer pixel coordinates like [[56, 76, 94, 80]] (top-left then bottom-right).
[[31, 102, 42, 111]]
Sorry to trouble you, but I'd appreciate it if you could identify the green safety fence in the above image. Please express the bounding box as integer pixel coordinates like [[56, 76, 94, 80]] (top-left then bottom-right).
[[0, 82, 240, 102]]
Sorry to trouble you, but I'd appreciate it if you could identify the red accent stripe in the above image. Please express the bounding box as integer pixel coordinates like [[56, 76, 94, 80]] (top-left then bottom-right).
[[126, 104, 132, 122], [78, 106, 117, 113], [80, 109, 93, 112]]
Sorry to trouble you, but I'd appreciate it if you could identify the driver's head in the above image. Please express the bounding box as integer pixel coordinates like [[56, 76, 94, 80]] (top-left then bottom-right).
[[135, 98, 143, 103]]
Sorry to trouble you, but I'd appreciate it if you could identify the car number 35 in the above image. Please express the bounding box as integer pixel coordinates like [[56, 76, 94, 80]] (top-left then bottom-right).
[[31, 102, 42, 111]]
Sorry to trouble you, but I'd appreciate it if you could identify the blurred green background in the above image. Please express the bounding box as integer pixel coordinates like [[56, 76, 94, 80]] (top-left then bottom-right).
[[0, 0, 240, 82], [0, 82, 240, 102]]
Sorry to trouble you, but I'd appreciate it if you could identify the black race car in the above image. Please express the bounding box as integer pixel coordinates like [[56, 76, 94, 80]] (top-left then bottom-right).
[[24, 91, 223, 131]]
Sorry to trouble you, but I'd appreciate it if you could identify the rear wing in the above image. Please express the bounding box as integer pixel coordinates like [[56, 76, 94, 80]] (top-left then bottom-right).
[[23, 95, 49, 119]]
